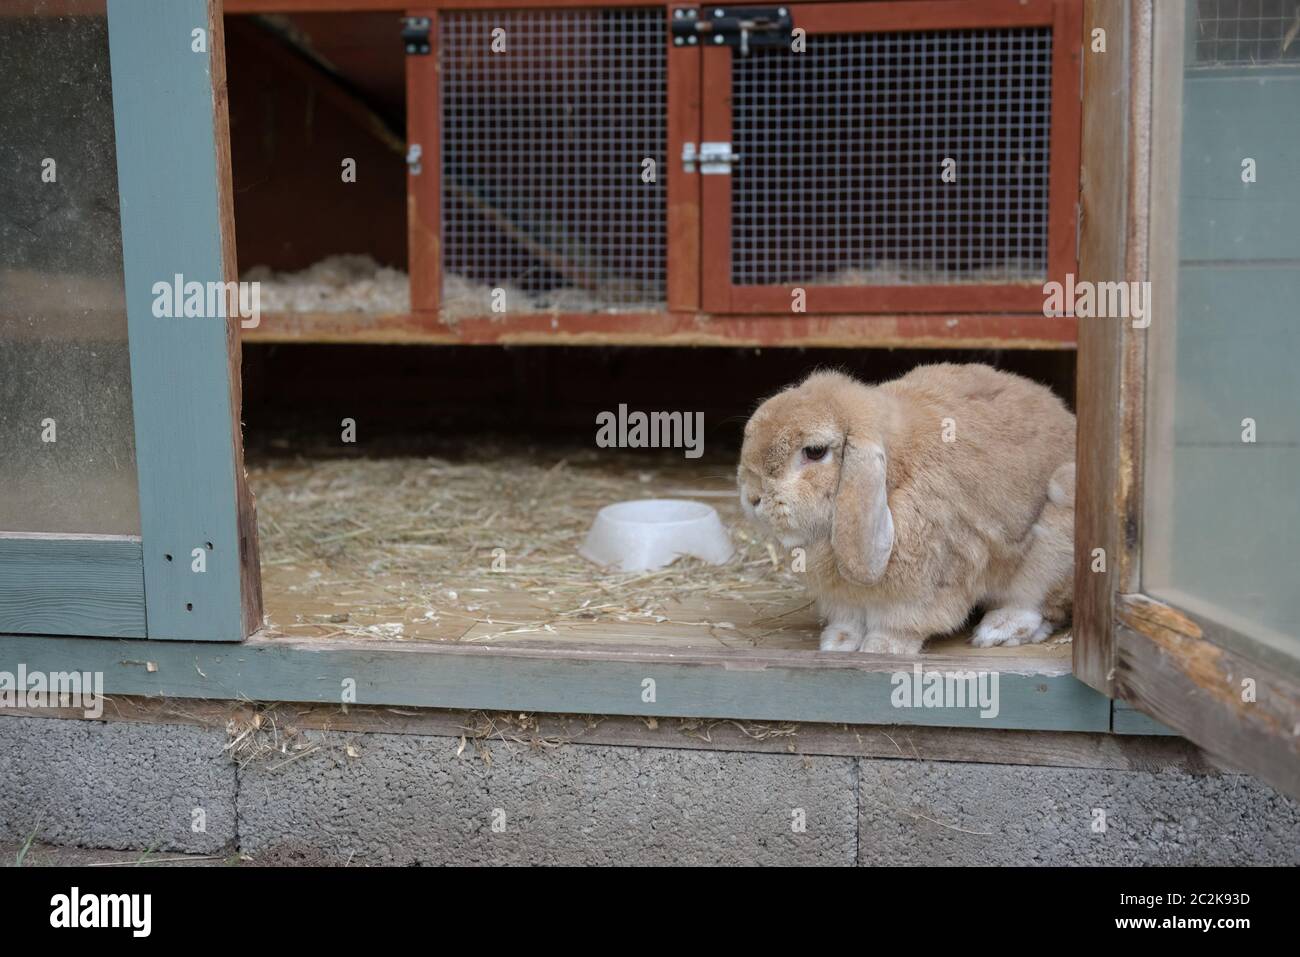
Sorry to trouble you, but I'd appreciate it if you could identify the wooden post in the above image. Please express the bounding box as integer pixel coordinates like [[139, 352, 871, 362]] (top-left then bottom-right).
[[109, 0, 262, 640]]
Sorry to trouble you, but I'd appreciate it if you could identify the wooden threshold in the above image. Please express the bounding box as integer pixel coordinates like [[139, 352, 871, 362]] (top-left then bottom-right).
[[242, 310, 1078, 349], [0, 630, 1108, 732]]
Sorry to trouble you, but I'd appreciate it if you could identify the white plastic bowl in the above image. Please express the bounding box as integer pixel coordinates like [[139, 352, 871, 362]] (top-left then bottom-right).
[[578, 499, 735, 572]]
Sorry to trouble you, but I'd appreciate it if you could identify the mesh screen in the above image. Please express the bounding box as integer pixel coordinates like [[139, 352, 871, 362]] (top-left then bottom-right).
[[731, 27, 1054, 287], [440, 8, 666, 315], [1193, 0, 1300, 66]]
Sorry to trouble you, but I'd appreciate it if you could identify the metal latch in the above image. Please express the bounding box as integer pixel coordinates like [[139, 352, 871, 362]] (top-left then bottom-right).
[[699, 141, 737, 175], [684, 142, 735, 175], [406, 144, 423, 176], [681, 142, 698, 174], [671, 6, 793, 56], [402, 16, 431, 55]]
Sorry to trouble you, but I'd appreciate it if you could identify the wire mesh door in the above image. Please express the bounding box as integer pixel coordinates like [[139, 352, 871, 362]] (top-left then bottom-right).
[[409, 6, 674, 321], [699, 0, 1081, 314]]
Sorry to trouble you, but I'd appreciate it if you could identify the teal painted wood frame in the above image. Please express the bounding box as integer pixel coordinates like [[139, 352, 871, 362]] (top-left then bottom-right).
[[0, 2, 258, 641], [107, 0, 260, 641], [0, 536, 145, 639], [1112, 700, 1178, 737], [0, 3, 258, 641], [0, 634, 1112, 732]]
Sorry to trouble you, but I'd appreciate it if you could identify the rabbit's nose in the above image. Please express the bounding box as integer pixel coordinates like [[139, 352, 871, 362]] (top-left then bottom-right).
[[750, 495, 761, 508]]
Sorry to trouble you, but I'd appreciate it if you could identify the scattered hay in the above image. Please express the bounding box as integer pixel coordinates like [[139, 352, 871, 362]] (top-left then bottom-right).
[[675, 718, 801, 750], [243, 254, 662, 321], [249, 448, 804, 647], [811, 260, 1045, 286], [247, 449, 1075, 656], [242, 255, 1040, 323], [244, 254, 409, 313], [224, 707, 320, 770], [441, 272, 662, 321]]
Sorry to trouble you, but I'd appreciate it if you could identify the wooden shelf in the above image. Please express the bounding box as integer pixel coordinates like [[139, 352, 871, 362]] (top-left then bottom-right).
[[242, 310, 1078, 348], [226, 0, 677, 11]]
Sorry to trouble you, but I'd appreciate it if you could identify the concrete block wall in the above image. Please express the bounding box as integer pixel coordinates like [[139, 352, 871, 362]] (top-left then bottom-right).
[[1, 714, 1297, 865], [0, 716, 236, 854]]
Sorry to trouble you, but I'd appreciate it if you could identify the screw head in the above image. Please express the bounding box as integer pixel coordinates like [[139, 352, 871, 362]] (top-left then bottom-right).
[[714, 35, 724, 43]]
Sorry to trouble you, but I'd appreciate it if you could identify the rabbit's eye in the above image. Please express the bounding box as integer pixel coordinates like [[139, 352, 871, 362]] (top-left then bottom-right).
[[802, 445, 829, 462]]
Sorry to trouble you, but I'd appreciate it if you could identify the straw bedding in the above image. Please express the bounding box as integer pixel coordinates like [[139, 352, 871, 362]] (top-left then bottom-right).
[[249, 448, 808, 647]]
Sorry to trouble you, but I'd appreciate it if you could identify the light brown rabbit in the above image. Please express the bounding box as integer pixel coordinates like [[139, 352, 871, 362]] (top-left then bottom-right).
[[738, 364, 1075, 655]]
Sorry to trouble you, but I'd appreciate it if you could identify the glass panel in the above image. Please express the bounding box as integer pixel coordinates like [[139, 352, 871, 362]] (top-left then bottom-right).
[[0, 1, 140, 535], [1143, 0, 1300, 658]]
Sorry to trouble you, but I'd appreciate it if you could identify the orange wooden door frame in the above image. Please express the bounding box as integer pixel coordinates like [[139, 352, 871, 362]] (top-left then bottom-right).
[[699, 0, 1083, 315]]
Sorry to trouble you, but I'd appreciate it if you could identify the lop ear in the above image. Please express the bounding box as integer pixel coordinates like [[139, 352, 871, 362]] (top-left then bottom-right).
[[831, 440, 894, 585]]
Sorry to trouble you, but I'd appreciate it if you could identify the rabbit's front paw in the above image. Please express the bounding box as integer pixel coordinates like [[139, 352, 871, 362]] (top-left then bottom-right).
[[820, 624, 864, 652], [970, 607, 1052, 648], [860, 632, 926, 656]]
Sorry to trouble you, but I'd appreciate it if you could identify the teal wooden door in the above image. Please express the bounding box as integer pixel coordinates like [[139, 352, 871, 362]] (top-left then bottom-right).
[[0, 0, 261, 641]]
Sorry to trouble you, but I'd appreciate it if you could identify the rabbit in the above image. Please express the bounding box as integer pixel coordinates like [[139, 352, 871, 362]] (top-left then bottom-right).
[[737, 363, 1076, 655]]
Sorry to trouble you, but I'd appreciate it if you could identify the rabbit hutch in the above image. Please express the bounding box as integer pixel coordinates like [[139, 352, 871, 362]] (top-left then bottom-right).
[[1, 0, 1298, 867]]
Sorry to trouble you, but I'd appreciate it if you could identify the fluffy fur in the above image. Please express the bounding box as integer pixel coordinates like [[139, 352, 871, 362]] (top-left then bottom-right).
[[737, 364, 1076, 655]]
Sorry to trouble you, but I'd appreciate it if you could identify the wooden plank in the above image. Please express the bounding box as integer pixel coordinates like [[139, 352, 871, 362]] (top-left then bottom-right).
[[0, 536, 146, 639], [1071, 0, 1144, 695], [210, 2, 265, 642], [0, 0, 109, 14], [1114, 0, 1151, 600], [1115, 618, 1300, 799], [108, 0, 261, 640], [226, 0, 660, 9], [7, 694, 1223, 773], [222, 0, 1060, 22], [228, 0, 407, 8], [227, 0, 662, 10], [243, 309, 1078, 347], [665, 6, 701, 312], [406, 10, 440, 312], [0, 632, 1112, 731], [792, 0, 1057, 33], [1112, 699, 1178, 737], [698, 44, 732, 313], [1046, 0, 1083, 284]]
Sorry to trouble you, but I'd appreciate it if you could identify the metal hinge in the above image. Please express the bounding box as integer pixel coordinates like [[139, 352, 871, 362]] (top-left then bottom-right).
[[407, 144, 423, 176], [671, 6, 794, 56], [402, 16, 431, 55]]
